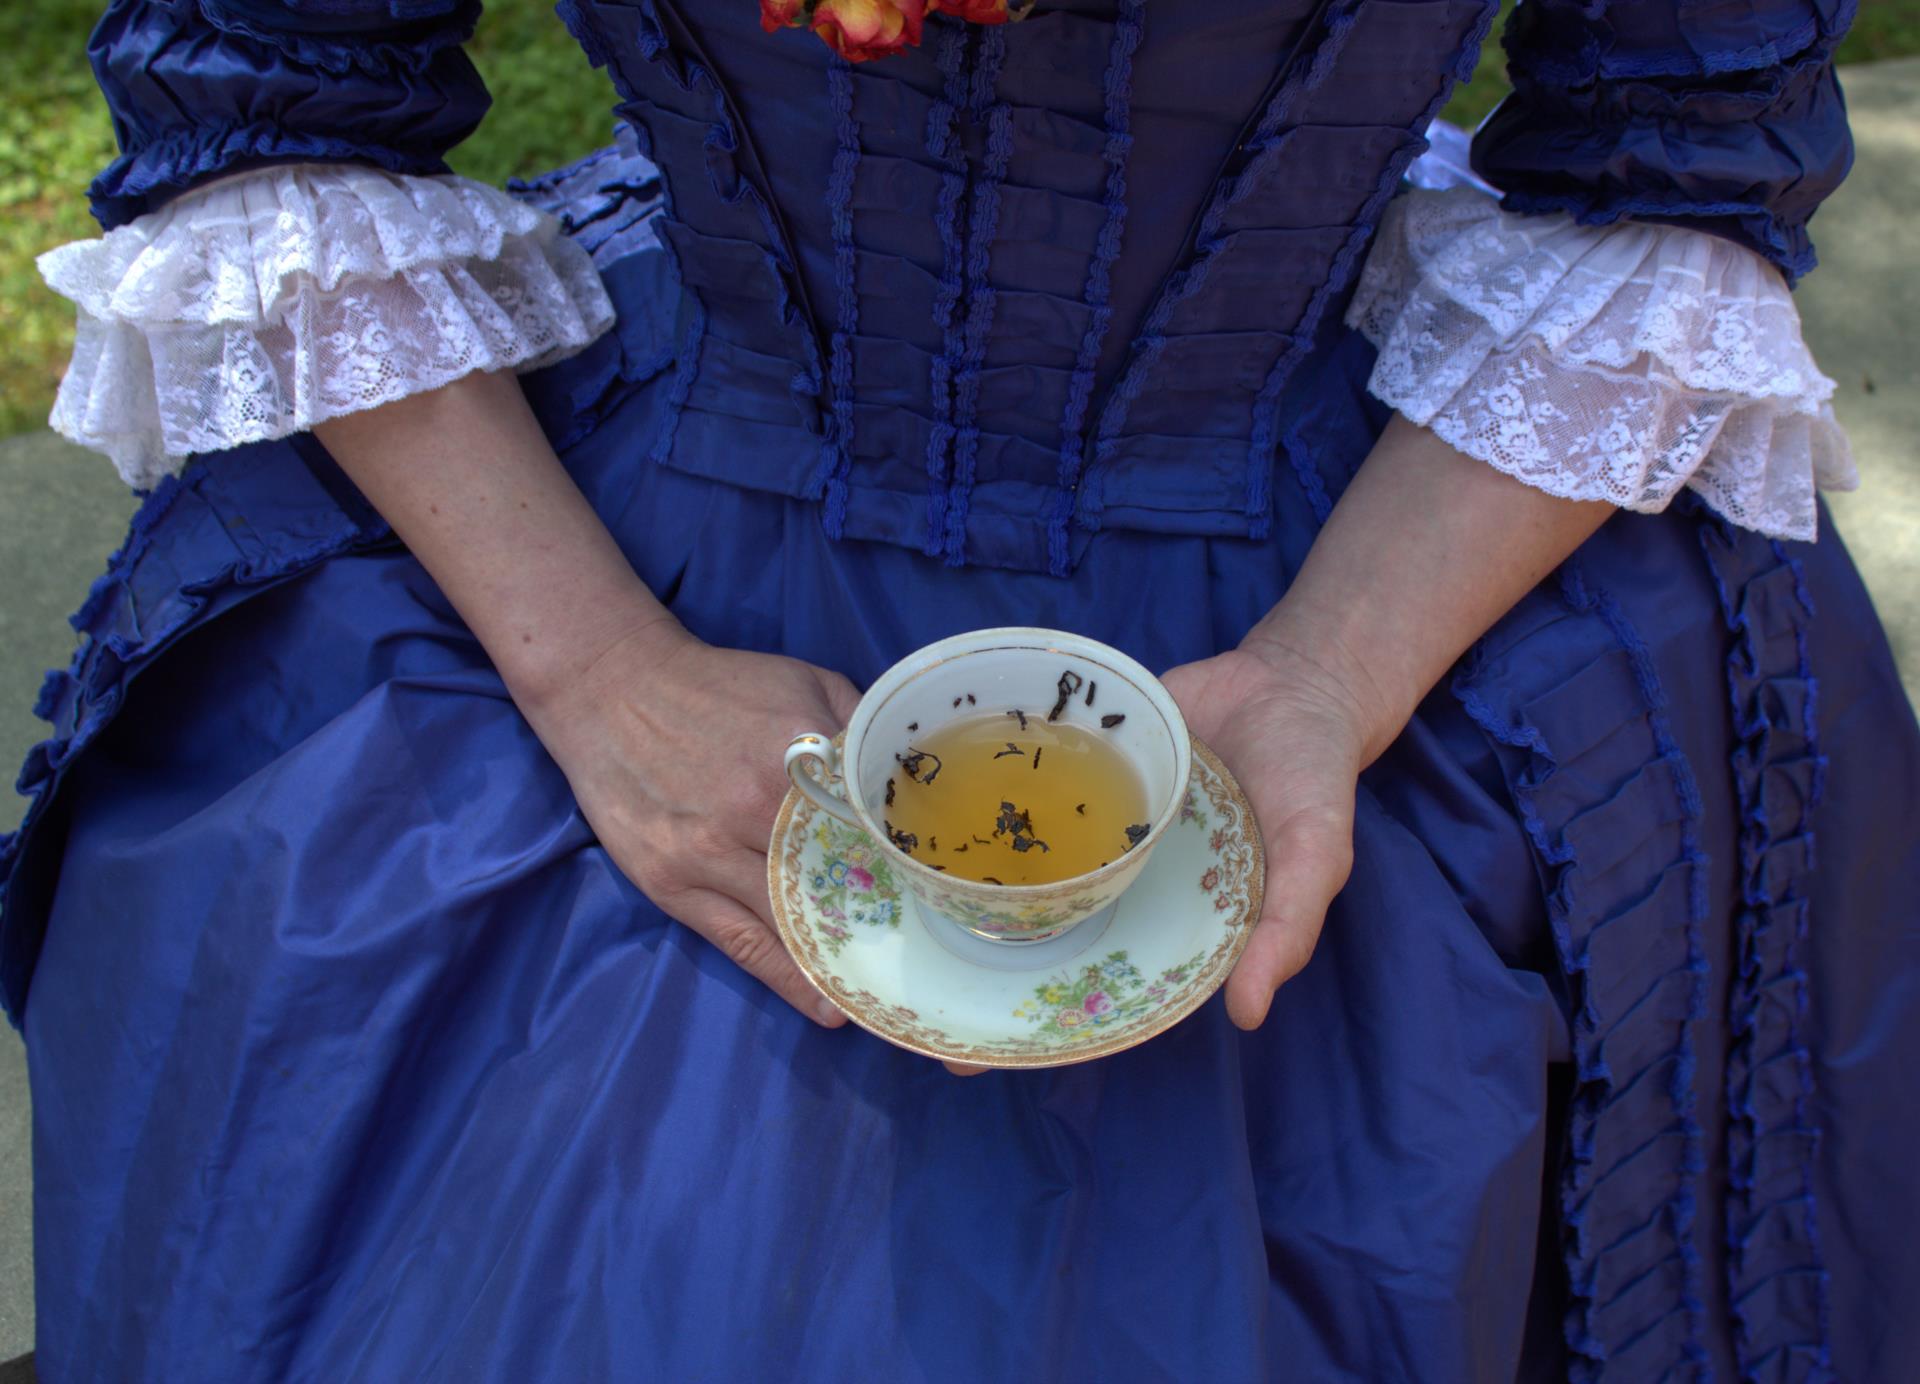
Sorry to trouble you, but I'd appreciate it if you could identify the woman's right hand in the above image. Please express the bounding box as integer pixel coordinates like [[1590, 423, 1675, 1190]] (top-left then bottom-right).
[[521, 617, 862, 1027], [315, 372, 864, 1026]]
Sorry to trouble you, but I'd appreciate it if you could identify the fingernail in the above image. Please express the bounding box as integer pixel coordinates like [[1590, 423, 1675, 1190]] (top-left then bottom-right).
[[815, 999, 844, 1027]]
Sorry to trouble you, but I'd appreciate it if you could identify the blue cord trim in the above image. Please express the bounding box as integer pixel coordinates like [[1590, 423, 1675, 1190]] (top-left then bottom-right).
[[1697, 512, 1834, 1380], [1043, 0, 1143, 577], [938, 26, 1012, 567], [919, 21, 973, 555], [1280, 419, 1333, 527], [815, 56, 862, 537], [650, 299, 708, 467], [1243, 0, 1503, 537], [558, 0, 827, 474]]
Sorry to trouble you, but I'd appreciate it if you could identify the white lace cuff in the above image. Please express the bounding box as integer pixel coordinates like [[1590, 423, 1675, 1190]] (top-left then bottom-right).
[[39, 163, 616, 489], [1346, 185, 1856, 541]]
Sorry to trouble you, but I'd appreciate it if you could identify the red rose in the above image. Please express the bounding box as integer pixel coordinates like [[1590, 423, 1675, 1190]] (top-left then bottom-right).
[[759, 0, 808, 30], [929, 0, 1011, 19], [762, 0, 1024, 62]]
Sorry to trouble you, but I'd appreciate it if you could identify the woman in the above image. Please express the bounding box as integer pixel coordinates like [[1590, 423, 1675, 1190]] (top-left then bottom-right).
[[8, 0, 1916, 1377]]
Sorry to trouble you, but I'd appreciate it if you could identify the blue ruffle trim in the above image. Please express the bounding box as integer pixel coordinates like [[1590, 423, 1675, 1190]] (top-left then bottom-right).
[[88, 122, 451, 229], [0, 444, 396, 1027], [818, 55, 864, 539], [918, 20, 975, 557], [936, 26, 1013, 566], [1451, 503, 1839, 1378], [1698, 511, 1835, 1381], [1474, 4, 1849, 286], [1045, 0, 1142, 576], [1454, 559, 1717, 1378], [1503, 0, 1855, 82], [194, 0, 480, 75], [1495, 190, 1818, 288]]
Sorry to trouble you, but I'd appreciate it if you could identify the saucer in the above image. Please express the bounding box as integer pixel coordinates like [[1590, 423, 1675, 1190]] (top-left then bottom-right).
[[768, 737, 1263, 1069]]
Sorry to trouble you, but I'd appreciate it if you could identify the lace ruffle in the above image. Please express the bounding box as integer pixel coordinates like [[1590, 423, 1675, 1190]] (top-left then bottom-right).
[[1346, 185, 1856, 541], [40, 163, 615, 489]]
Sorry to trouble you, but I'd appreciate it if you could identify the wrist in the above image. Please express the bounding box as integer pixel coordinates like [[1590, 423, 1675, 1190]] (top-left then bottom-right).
[[1240, 599, 1415, 768], [510, 598, 693, 729]]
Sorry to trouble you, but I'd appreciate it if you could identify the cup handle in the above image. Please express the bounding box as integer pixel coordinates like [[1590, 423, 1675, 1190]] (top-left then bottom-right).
[[784, 733, 863, 829]]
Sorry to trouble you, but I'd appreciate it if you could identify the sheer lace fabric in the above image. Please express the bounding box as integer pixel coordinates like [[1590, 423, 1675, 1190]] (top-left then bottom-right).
[[1347, 186, 1855, 541], [40, 163, 615, 488]]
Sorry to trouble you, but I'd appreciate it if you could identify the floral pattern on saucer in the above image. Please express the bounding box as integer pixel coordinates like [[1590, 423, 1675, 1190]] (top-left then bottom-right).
[[1010, 948, 1212, 1045], [804, 816, 904, 955], [769, 737, 1264, 1068]]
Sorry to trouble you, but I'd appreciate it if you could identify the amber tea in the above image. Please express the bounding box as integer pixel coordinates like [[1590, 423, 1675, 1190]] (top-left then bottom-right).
[[882, 710, 1150, 886]]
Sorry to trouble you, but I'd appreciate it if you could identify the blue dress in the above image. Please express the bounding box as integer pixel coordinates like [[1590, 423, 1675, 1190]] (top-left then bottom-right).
[[8, 1, 1917, 1379]]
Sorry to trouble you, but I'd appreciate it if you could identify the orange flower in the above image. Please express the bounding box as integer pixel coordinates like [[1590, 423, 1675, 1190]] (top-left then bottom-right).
[[761, 0, 928, 62]]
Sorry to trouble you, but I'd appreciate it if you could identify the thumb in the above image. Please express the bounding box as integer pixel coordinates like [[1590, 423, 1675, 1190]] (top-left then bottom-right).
[[1225, 802, 1354, 1030]]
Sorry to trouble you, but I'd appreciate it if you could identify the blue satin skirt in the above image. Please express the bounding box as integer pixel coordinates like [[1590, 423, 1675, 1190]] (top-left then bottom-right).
[[6, 205, 1919, 1383]]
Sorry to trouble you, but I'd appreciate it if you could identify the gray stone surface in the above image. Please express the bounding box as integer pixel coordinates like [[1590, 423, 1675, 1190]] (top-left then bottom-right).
[[1798, 59, 1920, 708], [0, 430, 139, 1362], [0, 1035, 28, 1365], [0, 57, 1915, 1371]]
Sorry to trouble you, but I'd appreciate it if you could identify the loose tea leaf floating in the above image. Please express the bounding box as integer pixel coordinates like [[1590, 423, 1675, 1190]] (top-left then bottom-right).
[[882, 710, 1147, 884]]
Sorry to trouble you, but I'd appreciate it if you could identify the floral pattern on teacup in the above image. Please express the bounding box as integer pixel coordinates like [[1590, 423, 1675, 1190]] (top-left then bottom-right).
[[917, 885, 1113, 939], [1011, 949, 1211, 1044], [805, 817, 904, 954], [1178, 786, 1210, 832]]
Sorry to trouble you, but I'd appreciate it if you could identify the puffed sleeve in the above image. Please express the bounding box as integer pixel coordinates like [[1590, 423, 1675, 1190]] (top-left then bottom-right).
[[1345, 0, 1858, 541], [39, 1, 613, 488]]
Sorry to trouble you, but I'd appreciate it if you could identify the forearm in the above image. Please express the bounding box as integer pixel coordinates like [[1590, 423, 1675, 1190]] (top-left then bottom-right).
[[314, 370, 683, 713], [1248, 414, 1614, 765]]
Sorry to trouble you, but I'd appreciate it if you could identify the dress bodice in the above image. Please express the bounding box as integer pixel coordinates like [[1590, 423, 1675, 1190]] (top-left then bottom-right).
[[73, 0, 1856, 575], [554, 0, 1496, 571]]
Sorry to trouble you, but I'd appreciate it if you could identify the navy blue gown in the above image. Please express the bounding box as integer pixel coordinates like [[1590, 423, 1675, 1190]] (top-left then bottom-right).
[[6, 1, 1917, 1379]]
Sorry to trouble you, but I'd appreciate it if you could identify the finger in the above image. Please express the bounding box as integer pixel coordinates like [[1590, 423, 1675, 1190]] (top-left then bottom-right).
[[679, 888, 849, 1029], [1226, 807, 1354, 1030], [943, 1060, 992, 1077], [685, 842, 782, 930]]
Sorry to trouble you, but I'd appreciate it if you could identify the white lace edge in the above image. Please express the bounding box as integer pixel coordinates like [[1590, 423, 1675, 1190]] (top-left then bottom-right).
[[39, 164, 615, 489], [1346, 185, 1857, 542]]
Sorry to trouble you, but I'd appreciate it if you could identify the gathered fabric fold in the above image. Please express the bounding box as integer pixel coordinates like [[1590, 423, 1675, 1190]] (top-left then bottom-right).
[[39, 163, 616, 489], [1347, 185, 1855, 541]]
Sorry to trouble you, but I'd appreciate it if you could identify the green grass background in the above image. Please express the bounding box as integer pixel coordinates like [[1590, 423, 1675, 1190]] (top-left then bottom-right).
[[3, 0, 1916, 437]]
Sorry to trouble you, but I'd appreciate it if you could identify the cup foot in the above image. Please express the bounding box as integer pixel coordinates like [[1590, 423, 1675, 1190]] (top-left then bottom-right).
[[913, 897, 1119, 972]]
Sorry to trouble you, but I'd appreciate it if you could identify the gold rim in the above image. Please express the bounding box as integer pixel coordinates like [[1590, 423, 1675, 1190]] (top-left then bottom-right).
[[767, 735, 1264, 1069]]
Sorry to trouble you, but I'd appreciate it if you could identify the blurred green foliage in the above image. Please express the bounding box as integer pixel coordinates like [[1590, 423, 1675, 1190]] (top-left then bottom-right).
[[2, 1, 1917, 439]]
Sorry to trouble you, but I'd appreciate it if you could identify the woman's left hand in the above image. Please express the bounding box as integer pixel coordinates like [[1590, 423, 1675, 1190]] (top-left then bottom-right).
[[1161, 620, 1388, 1030]]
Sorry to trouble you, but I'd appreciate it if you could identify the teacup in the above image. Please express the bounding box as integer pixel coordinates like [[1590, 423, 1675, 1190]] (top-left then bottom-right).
[[784, 628, 1192, 944]]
